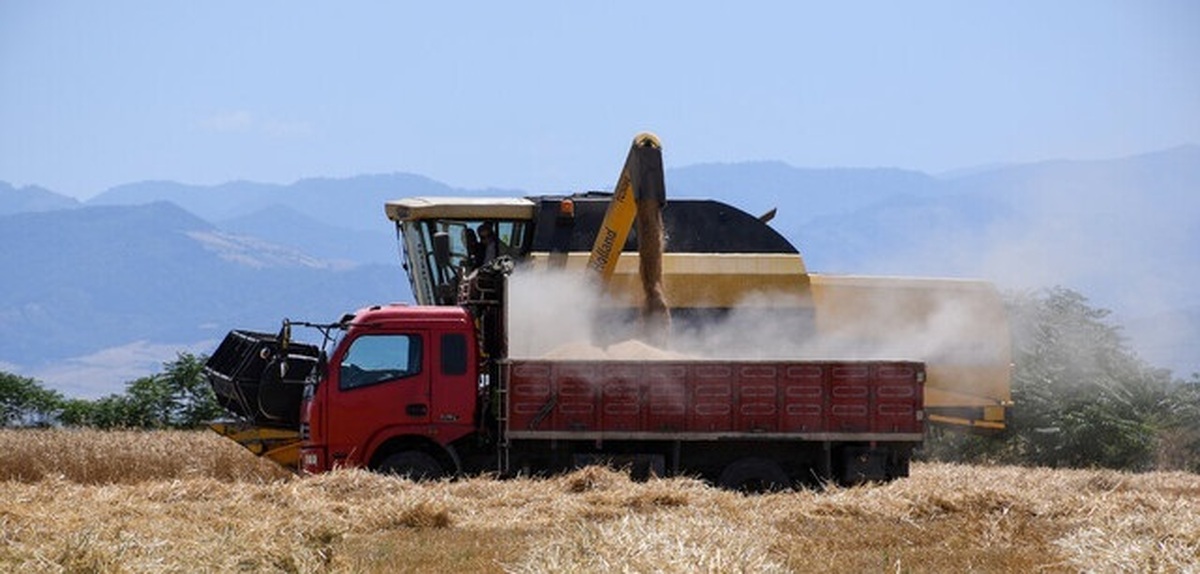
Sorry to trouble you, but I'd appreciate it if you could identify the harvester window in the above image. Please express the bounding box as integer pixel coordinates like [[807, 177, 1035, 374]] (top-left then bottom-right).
[[419, 220, 529, 273], [339, 334, 423, 390], [420, 222, 474, 276], [476, 221, 527, 261]]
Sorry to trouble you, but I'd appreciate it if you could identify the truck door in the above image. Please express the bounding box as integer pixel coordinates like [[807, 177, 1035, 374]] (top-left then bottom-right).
[[430, 331, 475, 431], [326, 331, 429, 467]]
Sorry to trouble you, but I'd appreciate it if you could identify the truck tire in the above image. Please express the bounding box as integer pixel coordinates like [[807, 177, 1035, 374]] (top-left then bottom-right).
[[378, 450, 443, 480], [718, 457, 791, 493]]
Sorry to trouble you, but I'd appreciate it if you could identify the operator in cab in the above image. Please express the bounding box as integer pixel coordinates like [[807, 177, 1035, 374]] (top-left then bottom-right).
[[475, 221, 511, 266]]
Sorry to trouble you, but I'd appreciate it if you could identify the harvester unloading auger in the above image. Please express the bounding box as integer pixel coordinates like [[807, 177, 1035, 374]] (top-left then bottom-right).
[[586, 132, 670, 347]]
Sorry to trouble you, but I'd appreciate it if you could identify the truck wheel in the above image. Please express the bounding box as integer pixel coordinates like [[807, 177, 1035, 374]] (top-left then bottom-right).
[[378, 450, 443, 480], [718, 457, 791, 493]]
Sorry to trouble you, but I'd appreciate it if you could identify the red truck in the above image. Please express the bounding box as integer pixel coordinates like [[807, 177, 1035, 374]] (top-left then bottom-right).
[[207, 298, 925, 489]]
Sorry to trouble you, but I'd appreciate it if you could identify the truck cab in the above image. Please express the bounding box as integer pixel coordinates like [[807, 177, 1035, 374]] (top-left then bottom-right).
[[299, 304, 480, 476]]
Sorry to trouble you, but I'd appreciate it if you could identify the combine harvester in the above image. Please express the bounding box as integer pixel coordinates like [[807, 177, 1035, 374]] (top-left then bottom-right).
[[206, 133, 1010, 489]]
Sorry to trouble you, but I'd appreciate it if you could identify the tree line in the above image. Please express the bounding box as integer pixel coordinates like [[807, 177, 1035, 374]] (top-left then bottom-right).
[[2, 287, 1198, 472], [1, 353, 223, 430]]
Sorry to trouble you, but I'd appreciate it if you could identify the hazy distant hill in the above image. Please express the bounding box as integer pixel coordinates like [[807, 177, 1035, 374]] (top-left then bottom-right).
[[89, 174, 526, 231], [217, 204, 395, 265], [1, 145, 1197, 394], [88, 174, 527, 265], [792, 145, 1200, 303], [0, 202, 400, 395], [666, 162, 944, 240], [0, 182, 80, 215]]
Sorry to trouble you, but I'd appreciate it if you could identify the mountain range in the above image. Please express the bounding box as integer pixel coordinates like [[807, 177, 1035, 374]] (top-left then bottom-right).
[[2, 145, 1197, 396]]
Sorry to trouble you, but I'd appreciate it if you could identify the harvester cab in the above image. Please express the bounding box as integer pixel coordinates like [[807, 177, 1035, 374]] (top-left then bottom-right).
[[385, 197, 537, 307]]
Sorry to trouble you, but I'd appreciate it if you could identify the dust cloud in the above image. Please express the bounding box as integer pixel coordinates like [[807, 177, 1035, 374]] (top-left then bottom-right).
[[834, 156, 1200, 377], [505, 270, 603, 359], [505, 267, 1006, 378], [507, 270, 689, 360]]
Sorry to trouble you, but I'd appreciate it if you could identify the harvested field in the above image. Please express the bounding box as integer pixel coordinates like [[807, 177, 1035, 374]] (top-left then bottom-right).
[[1, 429, 1197, 573]]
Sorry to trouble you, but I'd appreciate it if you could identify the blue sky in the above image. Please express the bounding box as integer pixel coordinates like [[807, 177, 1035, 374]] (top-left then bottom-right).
[[2, 1, 1197, 199]]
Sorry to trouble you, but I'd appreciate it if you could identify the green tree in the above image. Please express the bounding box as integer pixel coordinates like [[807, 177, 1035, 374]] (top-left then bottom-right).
[[123, 375, 175, 428], [96, 352, 220, 429], [1156, 375, 1200, 472], [0, 371, 64, 427], [86, 394, 136, 429], [48, 352, 224, 429], [57, 398, 97, 427], [924, 287, 1196, 471], [95, 352, 221, 429], [160, 352, 224, 428], [961, 287, 1184, 471]]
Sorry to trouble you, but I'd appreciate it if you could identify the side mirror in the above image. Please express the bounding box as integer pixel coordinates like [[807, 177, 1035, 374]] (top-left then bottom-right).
[[432, 231, 451, 269]]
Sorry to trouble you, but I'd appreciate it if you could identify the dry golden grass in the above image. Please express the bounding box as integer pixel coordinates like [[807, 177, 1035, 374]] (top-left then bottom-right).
[[1, 429, 1198, 573], [0, 429, 291, 483]]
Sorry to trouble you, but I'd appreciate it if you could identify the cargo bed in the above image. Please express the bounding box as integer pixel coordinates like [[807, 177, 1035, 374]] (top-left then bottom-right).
[[502, 359, 925, 442]]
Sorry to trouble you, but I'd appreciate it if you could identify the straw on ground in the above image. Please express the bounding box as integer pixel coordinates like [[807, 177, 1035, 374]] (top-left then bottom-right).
[[0, 429, 1196, 573]]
